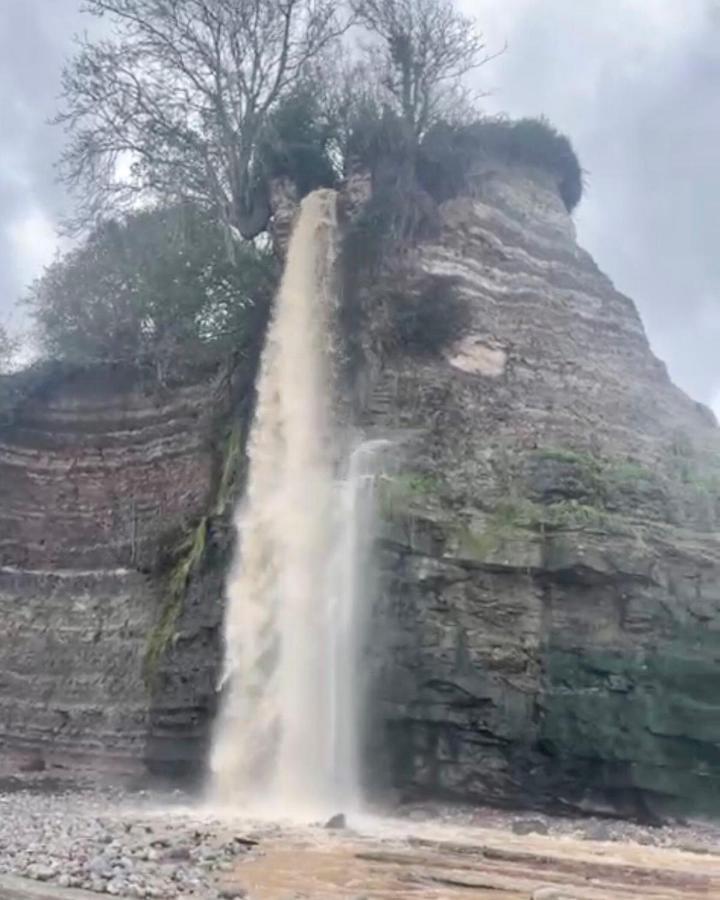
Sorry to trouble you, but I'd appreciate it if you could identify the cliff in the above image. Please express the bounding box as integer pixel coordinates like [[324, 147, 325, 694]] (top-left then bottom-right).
[[359, 159, 720, 819], [0, 366, 216, 768], [2, 150, 720, 820]]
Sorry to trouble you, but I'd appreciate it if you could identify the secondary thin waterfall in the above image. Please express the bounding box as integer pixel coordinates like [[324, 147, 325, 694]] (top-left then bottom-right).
[[210, 189, 381, 817]]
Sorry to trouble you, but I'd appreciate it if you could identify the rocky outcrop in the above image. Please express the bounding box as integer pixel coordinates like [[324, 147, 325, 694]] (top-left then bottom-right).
[[0, 367, 215, 768], [360, 159, 720, 818]]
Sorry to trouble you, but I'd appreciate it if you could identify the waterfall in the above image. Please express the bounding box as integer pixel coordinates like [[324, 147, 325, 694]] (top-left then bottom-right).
[[210, 189, 382, 818], [323, 438, 389, 809]]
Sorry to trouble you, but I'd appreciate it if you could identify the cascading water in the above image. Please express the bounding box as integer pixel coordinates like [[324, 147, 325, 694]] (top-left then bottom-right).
[[323, 438, 389, 809], [210, 189, 383, 818]]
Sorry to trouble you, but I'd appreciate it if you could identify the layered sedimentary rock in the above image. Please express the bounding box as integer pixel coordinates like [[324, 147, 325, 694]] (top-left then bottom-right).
[[0, 367, 215, 766], [2, 153, 719, 820], [360, 160, 720, 818]]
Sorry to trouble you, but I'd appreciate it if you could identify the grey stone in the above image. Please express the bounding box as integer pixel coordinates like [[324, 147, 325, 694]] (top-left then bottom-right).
[[511, 818, 549, 836], [219, 886, 248, 899], [28, 864, 55, 881], [164, 845, 191, 861]]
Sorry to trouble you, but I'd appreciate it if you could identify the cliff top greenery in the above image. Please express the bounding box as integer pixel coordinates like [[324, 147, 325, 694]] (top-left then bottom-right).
[[55, 0, 581, 234], [19, 0, 582, 373], [418, 116, 583, 212], [24, 205, 277, 378]]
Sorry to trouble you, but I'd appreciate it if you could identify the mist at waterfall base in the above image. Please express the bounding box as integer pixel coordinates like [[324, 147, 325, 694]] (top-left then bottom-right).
[[209, 190, 385, 821]]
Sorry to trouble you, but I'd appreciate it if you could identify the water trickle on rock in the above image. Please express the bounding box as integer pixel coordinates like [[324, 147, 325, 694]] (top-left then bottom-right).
[[210, 189, 383, 819]]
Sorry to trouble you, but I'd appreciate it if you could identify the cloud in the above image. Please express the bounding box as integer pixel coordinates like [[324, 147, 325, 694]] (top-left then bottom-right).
[[4, 207, 59, 291], [0, 0, 83, 323]]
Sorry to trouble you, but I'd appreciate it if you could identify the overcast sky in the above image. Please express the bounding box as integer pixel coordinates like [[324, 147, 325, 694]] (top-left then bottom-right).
[[1, 1, 719, 414]]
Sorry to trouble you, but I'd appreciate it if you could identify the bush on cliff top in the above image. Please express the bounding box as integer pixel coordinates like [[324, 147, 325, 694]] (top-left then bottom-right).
[[26, 204, 277, 380], [343, 107, 583, 213], [259, 80, 339, 196], [418, 115, 584, 212]]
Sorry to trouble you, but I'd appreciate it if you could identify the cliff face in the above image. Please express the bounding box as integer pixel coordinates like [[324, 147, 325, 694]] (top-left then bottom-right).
[[2, 159, 719, 820], [360, 161, 720, 818], [0, 368, 215, 768]]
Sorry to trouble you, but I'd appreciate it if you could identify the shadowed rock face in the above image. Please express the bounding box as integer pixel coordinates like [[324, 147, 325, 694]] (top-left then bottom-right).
[[360, 160, 720, 819], [0, 368, 214, 768]]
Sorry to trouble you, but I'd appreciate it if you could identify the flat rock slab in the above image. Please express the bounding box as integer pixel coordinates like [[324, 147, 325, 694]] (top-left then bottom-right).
[[233, 825, 720, 900], [0, 876, 132, 900]]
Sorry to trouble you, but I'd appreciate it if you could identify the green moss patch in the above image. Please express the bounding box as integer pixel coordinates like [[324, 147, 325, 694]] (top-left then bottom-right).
[[378, 471, 445, 518], [144, 516, 208, 685]]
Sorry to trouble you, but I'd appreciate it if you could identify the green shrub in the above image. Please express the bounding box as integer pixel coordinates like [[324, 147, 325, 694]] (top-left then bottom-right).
[[376, 270, 470, 357], [259, 82, 339, 196], [419, 115, 584, 212], [26, 204, 277, 378]]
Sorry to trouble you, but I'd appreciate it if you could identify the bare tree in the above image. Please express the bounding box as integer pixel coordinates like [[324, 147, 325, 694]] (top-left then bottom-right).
[[56, 0, 348, 238], [351, 0, 500, 138]]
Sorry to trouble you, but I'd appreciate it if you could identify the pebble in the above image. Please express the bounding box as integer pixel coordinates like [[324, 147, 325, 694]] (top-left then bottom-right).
[[219, 886, 248, 899], [0, 783, 258, 899], [511, 817, 549, 836], [165, 845, 192, 860]]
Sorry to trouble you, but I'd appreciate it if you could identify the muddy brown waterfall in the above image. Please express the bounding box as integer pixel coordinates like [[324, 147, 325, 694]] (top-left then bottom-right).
[[210, 189, 381, 818]]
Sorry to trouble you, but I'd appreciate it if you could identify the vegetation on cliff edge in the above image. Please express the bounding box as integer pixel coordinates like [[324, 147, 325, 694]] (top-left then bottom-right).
[[25, 205, 277, 379]]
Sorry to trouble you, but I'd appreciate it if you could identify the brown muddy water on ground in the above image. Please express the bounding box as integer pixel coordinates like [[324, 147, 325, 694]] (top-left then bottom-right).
[[191, 811, 720, 900]]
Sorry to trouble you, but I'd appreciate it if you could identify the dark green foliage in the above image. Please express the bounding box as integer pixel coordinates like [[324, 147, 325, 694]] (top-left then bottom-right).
[[259, 83, 339, 197], [418, 115, 584, 212], [343, 189, 464, 363], [345, 105, 412, 175], [376, 271, 469, 357], [344, 104, 440, 245], [26, 204, 277, 378], [340, 108, 584, 367]]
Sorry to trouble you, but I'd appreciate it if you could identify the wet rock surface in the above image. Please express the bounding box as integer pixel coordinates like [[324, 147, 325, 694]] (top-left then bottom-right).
[[359, 160, 720, 818]]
